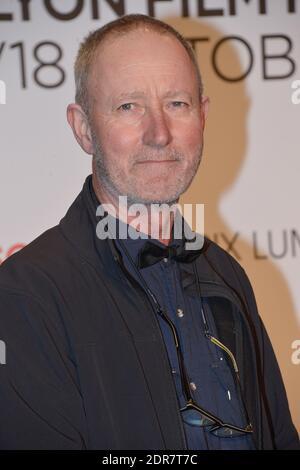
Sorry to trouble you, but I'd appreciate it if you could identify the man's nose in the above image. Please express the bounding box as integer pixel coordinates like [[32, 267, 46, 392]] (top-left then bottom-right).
[[142, 107, 172, 148]]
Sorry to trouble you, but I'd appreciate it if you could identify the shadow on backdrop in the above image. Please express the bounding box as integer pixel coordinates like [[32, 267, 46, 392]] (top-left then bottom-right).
[[165, 16, 300, 433]]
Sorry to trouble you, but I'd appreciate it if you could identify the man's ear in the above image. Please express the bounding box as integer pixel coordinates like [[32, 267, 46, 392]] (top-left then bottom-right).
[[200, 95, 209, 127], [66, 103, 94, 155]]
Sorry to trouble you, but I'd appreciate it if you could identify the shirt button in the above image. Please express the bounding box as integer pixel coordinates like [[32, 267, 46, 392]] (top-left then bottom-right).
[[190, 382, 197, 391], [163, 257, 168, 263], [177, 308, 184, 318], [172, 368, 177, 375]]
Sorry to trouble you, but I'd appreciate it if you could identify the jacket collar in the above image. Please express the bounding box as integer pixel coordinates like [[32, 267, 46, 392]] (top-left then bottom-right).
[[59, 174, 220, 289], [59, 175, 124, 282]]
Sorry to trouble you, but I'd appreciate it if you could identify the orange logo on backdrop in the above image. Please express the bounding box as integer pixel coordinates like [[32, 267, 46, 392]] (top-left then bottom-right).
[[0, 243, 26, 265]]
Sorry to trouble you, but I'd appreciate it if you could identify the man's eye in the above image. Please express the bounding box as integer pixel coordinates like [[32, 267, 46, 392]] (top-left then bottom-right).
[[171, 101, 188, 108], [118, 103, 134, 111]]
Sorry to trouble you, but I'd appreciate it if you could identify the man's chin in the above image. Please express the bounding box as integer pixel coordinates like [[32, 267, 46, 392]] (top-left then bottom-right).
[[126, 192, 181, 206]]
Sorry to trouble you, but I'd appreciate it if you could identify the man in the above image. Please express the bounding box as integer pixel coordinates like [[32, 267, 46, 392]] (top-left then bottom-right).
[[0, 14, 298, 450]]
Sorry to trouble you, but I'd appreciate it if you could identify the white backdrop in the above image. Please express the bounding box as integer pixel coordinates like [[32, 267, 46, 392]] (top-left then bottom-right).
[[0, 0, 299, 432]]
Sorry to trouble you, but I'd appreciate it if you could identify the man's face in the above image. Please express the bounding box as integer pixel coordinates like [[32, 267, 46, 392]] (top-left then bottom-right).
[[87, 29, 208, 205]]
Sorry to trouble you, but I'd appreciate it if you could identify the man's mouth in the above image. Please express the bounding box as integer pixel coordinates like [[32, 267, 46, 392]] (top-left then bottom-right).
[[136, 160, 178, 164]]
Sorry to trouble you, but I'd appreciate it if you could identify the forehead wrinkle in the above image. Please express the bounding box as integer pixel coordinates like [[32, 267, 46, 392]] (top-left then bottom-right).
[[115, 89, 193, 100], [111, 60, 188, 70]]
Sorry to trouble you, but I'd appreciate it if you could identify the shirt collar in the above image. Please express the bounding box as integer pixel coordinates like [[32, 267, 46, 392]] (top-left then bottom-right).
[[110, 207, 191, 267]]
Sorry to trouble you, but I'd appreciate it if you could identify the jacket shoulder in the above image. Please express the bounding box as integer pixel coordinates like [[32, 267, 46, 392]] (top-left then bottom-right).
[[0, 224, 72, 297], [201, 236, 250, 287]]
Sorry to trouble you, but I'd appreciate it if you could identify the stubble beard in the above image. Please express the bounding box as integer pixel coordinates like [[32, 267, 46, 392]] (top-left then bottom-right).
[[91, 128, 203, 207]]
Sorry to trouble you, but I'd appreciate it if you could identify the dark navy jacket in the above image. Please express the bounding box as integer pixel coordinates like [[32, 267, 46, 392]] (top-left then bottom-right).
[[0, 175, 298, 449]]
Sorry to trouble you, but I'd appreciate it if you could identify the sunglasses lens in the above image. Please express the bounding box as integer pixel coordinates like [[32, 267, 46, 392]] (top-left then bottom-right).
[[210, 426, 249, 438], [180, 407, 253, 436], [181, 408, 215, 427]]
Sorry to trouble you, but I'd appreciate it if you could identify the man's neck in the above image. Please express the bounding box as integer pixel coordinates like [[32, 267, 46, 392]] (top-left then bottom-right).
[[92, 174, 177, 246]]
